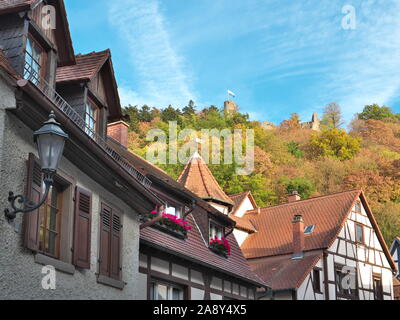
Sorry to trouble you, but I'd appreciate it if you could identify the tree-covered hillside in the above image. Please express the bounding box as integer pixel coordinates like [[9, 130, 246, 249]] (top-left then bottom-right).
[[124, 102, 400, 245]]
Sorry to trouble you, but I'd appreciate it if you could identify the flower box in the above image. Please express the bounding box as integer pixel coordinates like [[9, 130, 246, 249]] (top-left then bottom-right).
[[143, 210, 192, 240], [209, 237, 230, 258]]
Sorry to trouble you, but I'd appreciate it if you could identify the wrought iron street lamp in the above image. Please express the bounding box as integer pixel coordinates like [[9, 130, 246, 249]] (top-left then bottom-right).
[[4, 111, 68, 221]]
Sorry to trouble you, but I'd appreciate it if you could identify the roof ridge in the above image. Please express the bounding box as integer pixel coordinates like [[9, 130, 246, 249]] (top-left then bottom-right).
[[246, 189, 361, 214], [229, 191, 250, 198]]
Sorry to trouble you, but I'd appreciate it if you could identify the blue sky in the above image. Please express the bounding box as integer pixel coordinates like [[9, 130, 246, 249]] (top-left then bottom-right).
[[65, 0, 400, 125]]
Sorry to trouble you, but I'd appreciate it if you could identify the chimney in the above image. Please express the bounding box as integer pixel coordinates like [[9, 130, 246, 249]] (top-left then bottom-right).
[[107, 121, 129, 148], [288, 190, 301, 203], [292, 214, 304, 259]]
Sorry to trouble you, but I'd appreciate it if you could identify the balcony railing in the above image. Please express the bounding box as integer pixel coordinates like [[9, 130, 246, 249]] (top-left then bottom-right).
[[21, 56, 152, 189]]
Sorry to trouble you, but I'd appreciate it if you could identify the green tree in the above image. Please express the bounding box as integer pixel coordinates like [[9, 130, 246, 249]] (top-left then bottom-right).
[[374, 202, 400, 246], [358, 104, 395, 121], [281, 177, 316, 199], [182, 100, 196, 116], [287, 141, 304, 158], [123, 105, 140, 132], [139, 105, 154, 122], [309, 129, 361, 160], [321, 102, 344, 129], [161, 105, 182, 123]]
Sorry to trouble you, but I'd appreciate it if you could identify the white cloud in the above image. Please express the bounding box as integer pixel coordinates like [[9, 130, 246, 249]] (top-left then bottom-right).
[[248, 0, 400, 123], [108, 0, 196, 108]]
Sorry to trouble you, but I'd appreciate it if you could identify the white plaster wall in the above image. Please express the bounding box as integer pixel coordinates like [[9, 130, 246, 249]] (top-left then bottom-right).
[[0, 110, 143, 299], [233, 229, 249, 246], [210, 202, 229, 215]]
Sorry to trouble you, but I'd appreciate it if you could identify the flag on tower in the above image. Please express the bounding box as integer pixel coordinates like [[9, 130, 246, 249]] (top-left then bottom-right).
[[227, 90, 236, 98]]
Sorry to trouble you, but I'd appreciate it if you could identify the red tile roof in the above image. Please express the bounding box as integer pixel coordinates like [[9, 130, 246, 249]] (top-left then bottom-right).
[[141, 213, 266, 286], [248, 251, 323, 290], [56, 50, 110, 83], [230, 215, 257, 233], [242, 190, 362, 258], [178, 153, 234, 206]]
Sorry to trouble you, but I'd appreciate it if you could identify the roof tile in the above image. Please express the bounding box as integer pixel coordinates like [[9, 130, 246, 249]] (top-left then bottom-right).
[[178, 154, 233, 206], [56, 50, 109, 83]]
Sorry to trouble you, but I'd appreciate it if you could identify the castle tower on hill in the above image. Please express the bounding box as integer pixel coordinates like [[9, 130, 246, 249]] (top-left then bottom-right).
[[301, 112, 320, 131], [224, 100, 237, 115]]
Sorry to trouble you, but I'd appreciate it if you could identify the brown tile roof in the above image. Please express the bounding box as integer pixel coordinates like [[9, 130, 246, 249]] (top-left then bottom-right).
[[248, 251, 323, 290], [177, 153, 234, 206], [56, 50, 110, 83], [242, 189, 396, 269], [141, 213, 267, 287], [230, 215, 257, 233], [0, 49, 20, 80]]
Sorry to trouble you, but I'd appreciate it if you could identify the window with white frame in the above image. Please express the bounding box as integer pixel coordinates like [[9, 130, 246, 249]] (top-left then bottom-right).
[[209, 221, 223, 241], [150, 280, 184, 300], [165, 204, 182, 218]]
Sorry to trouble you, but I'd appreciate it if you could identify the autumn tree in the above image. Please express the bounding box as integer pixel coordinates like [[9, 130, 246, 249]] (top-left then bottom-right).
[[321, 102, 344, 129], [279, 113, 301, 130], [309, 129, 361, 160]]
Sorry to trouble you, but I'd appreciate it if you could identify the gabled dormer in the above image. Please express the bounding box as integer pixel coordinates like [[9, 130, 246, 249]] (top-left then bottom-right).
[[0, 0, 75, 87], [56, 50, 124, 140]]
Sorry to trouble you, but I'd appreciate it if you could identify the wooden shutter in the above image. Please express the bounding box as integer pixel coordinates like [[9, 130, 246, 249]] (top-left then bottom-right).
[[99, 203, 112, 277], [72, 187, 92, 269], [110, 209, 122, 280], [99, 203, 122, 280], [23, 153, 42, 251]]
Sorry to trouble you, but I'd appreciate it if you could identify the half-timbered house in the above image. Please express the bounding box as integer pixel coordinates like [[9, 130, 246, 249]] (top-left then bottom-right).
[[239, 191, 396, 300]]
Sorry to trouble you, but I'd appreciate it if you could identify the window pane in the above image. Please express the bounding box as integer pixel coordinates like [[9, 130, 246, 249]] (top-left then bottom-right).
[[172, 287, 183, 300], [48, 232, 57, 255], [157, 284, 168, 300], [356, 225, 363, 243], [166, 206, 176, 215]]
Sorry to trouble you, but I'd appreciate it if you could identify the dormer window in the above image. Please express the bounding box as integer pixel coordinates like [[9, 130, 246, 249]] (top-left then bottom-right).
[[165, 205, 182, 219], [209, 221, 223, 241], [85, 98, 98, 138], [25, 35, 45, 85]]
